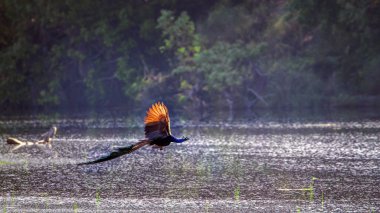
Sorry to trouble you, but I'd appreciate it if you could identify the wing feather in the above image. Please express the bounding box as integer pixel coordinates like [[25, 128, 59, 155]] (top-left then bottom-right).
[[144, 102, 171, 140]]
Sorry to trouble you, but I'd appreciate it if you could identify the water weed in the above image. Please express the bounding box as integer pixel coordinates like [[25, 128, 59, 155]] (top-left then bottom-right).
[[321, 190, 324, 210], [96, 189, 101, 208], [296, 206, 301, 213], [0, 161, 13, 166], [234, 185, 240, 201], [278, 176, 319, 202], [73, 202, 78, 213]]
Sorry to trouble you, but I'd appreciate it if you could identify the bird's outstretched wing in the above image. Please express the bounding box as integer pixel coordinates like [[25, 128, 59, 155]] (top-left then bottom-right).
[[144, 102, 171, 140], [77, 140, 150, 165]]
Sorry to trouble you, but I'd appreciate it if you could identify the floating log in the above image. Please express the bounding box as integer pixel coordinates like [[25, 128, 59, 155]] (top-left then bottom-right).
[[6, 137, 25, 145], [6, 137, 43, 145], [6, 126, 57, 145]]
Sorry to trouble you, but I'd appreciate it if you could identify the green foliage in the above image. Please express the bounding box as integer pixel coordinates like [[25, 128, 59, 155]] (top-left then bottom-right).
[[0, 1, 167, 108], [95, 189, 101, 208], [158, 9, 267, 108], [158, 10, 201, 62], [286, 0, 380, 95], [0, 161, 14, 166], [73, 202, 78, 213], [0, 0, 379, 110], [196, 42, 251, 91], [296, 207, 301, 213], [234, 185, 240, 201], [115, 58, 144, 100]]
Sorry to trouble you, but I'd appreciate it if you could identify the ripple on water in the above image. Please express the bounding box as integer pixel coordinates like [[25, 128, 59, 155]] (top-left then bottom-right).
[[1, 116, 380, 211]]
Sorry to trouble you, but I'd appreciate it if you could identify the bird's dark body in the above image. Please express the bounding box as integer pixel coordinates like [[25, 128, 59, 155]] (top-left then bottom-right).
[[151, 136, 172, 147]]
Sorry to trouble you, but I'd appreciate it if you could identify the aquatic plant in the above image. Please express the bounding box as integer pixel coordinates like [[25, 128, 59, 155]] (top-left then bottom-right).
[[10, 193, 14, 207], [234, 185, 240, 201], [95, 189, 101, 208], [0, 161, 13, 166], [321, 190, 324, 210], [308, 176, 318, 202], [204, 200, 210, 213], [296, 206, 301, 213], [73, 203, 78, 213], [277, 176, 319, 202]]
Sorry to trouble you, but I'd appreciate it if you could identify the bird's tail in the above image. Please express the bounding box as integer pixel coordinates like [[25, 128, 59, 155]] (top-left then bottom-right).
[[77, 140, 150, 165]]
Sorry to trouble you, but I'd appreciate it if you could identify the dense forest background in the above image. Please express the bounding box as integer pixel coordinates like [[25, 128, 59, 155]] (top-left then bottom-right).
[[1, 0, 379, 112]]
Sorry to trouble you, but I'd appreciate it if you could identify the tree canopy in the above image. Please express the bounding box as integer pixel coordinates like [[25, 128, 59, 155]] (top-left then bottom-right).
[[1, 0, 379, 111]]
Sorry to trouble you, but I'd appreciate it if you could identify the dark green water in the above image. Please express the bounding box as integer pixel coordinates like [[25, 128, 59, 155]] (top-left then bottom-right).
[[0, 109, 379, 212]]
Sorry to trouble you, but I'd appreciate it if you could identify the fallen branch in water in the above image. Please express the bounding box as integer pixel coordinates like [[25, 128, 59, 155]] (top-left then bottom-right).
[[6, 137, 45, 145], [6, 126, 57, 146]]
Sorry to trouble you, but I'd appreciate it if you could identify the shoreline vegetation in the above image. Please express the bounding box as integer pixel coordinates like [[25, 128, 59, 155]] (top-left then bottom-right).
[[0, 0, 379, 111]]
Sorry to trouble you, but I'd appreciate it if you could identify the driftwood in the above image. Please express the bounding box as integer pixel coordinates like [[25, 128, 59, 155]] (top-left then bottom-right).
[[6, 137, 48, 145], [6, 126, 57, 146]]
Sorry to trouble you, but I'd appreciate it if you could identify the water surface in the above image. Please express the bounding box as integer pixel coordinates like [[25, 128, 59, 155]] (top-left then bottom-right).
[[0, 109, 379, 212]]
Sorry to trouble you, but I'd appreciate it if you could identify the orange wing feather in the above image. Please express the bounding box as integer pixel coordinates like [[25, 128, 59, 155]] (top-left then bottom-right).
[[144, 102, 171, 139]]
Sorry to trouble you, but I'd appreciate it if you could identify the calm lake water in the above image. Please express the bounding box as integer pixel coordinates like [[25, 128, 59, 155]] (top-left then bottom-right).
[[0, 109, 379, 212]]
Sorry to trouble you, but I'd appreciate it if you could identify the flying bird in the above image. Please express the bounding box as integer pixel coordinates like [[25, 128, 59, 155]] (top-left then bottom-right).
[[78, 102, 188, 165]]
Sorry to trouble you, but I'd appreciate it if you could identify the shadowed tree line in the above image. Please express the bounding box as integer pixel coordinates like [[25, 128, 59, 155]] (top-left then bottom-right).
[[0, 0, 379, 111]]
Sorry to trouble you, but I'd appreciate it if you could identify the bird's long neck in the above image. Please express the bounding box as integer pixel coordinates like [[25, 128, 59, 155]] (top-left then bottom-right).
[[169, 135, 186, 143]]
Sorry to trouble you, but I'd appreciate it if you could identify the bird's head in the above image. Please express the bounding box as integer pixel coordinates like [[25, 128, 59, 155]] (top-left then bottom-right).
[[173, 136, 189, 143]]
